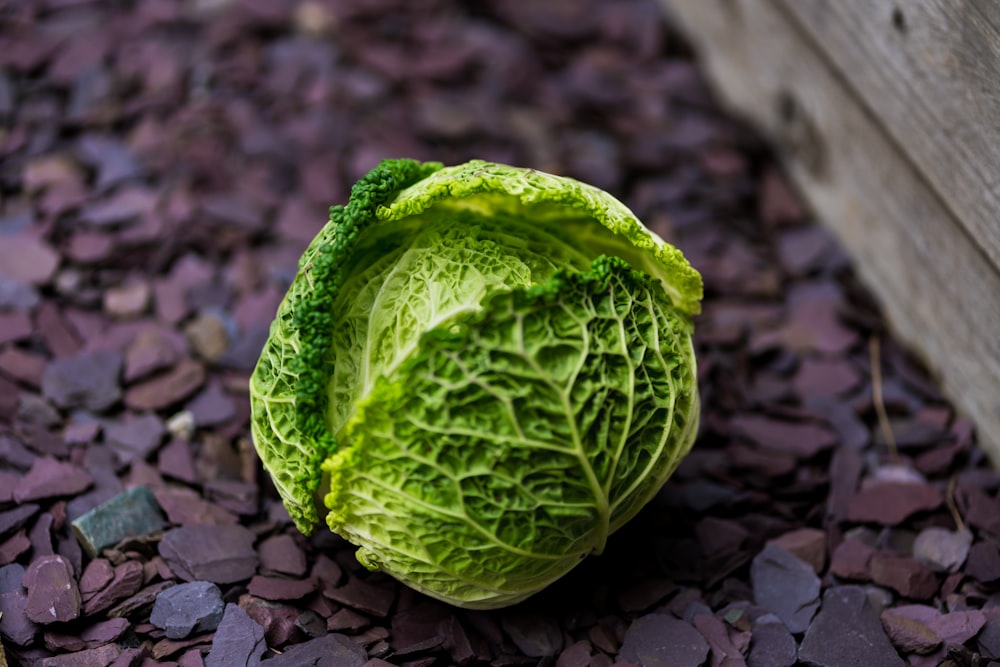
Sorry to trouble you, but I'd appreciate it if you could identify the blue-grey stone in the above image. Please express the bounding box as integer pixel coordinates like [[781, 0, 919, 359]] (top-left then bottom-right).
[[799, 586, 905, 667], [0, 564, 25, 594], [205, 603, 265, 667], [618, 614, 709, 667], [264, 633, 367, 667], [41, 349, 123, 412], [70, 487, 165, 557], [150, 581, 225, 639], [751, 543, 821, 634], [748, 613, 797, 667]]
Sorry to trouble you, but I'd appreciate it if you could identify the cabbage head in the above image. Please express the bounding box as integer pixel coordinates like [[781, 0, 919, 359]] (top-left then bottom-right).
[[250, 159, 701, 609]]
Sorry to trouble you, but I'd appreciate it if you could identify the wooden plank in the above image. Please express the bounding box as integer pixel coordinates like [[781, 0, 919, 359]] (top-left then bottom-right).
[[660, 0, 1000, 463], [775, 0, 1000, 275]]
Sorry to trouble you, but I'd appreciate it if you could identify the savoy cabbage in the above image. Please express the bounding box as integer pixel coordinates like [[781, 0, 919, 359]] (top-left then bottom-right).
[[250, 159, 701, 608]]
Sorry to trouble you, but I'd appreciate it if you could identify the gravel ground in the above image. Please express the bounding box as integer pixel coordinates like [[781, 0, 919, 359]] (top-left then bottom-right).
[[0, 1, 998, 666]]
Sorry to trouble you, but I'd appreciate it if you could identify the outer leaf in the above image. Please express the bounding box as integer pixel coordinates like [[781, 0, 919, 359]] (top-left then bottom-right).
[[250, 159, 443, 531], [323, 257, 698, 608], [381, 160, 703, 316]]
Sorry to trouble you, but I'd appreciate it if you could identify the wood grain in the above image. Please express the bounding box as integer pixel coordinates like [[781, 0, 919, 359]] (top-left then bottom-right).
[[776, 0, 1000, 275], [660, 0, 1000, 463]]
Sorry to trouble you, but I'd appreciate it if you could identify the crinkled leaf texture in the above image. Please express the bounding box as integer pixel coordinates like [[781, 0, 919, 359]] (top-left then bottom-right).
[[250, 159, 702, 609]]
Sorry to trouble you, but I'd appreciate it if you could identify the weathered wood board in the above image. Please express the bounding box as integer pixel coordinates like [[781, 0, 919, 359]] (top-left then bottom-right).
[[779, 0, 1000, 271], [660, 0, 1000, 464]]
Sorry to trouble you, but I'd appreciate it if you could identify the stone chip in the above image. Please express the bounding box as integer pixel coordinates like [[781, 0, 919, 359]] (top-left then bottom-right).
[[124, 359, 206, 411], [880, 608, 941, 654], [751, 543, 820, 633], [14, 457, 93, 503], [42, 349, 123, 412], [869, 553, 938, 600], [23, 555, 80, 624], [204, 603, 266, 667], [71, 486, 166, 557], [150, 580, 225, 639], [266, 632, 367, 667], [798, 586, 904, 667], [618, 613, 709, 667], [0, 235, 60, 284], [912, 526, 972, 573], [747, 614, 796, 667], [846, 481, 943, 525], [158, 524, 258, 584]]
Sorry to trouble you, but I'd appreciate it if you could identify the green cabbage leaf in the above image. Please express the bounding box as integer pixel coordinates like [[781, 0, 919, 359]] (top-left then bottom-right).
[[250, 159, 701, 608]]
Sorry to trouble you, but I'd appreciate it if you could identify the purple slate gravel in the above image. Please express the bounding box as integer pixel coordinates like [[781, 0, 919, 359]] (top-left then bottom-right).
[[0, 0, 997, 665]]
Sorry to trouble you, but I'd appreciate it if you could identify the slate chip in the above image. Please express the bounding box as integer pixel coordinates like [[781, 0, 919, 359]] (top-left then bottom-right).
[[265, 632, 368, 667], [71, 486, 166, 557], [792, 358, 860, 398], [501, 611, 563, 658], [78, 187, 155, 227], [328, 607, 371, 632], [730, 415, 838, 459], [241, 595, 302, 647], [846, 481, 943, 525], [204, 479, 259, 516], [692, 613, 744, 665], [258, 533, 308, 577], [153, 487, 238, 526], [158, 524, 258, 584], [0, 589, 38, 646], [751, 543, 820, 633], [185, 381, 237, 427], [43, 617, 130, 652], [768, 527, 826, 574], [0, 433, 36, 471], [77, 135, 142, 190], [556, 640, 592, 667], [23, 555, 80, 624], [41, 349, 123, 412], [150, 581, 225, 639], [103, 412, 166, 463], [324, 575, 396, 618], [81, 560, 145, 616], [247, 574, 316, 601], [13, 457, 92, 504], [0, 563, 25, 593], [912, 526, 972, 573], [798, 586, 904, 667], [0, 531, 32, 566], [0, 504, 41, 540], [869, 553, 938, 600], [0, 235, 60, 285], [926, 610, 986, 649], [965, 541, 1000, 584], [124, 359, 207, 411], [978, 615, 1000, 660], [35, 642, 121, 666], [204, 603, 266, 667], [78, 558, 114, 597], [961, 486, 1000, 537], [618, 614, 709, 667], [880, 608, 941, 654], [747, 614, 796, 667], [0, 276, 40, 310], [157, 439, 199, 484], [830, 537, 875, 581], [106, 579, 174, 619], [0, 474, 19, 505], [124, 328, 181, 382]]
